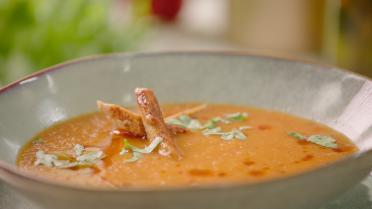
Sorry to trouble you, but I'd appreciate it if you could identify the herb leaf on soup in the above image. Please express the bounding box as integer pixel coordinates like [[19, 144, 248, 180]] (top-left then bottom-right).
[[222, 128, 247, 141], [203, 117, 230, 129], [167, 115, 202, 130], [34, 151, 59, 167], [288, 132, 338, 148], [124, 137, 163, 154], [34, 144, 105, 169], [35, 151, 77, 168], [76, 150, 104, 164], [74, 144, 104, 165], [203, 119, 217, 129], [202, 126, 248, 141], [120, 137, 163, 163], [168, 112, 249, 132], [203, 113, 248, 129], [288, 132, 307, 140], [212, 117, 231, 124], [307, 135, 338, 149], [74, 144, 85, 156], [202, 127, 222, 136], [225, 112, 248, 122]]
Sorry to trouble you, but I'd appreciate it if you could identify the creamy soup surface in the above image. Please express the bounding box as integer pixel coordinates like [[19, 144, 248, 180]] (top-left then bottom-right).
[[17, 103, 357, 188]]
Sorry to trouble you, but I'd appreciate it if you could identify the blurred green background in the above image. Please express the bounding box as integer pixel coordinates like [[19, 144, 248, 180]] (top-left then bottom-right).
[[0, 0, 371, 85], [0, 0, 148, 85]]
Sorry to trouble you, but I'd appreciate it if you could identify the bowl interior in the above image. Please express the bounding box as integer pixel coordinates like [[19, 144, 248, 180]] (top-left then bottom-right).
[[0, 52, 371, 165]]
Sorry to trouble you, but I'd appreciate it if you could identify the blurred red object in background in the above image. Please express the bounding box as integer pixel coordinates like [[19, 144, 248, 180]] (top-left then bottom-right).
[[151, 0, 182, 22]]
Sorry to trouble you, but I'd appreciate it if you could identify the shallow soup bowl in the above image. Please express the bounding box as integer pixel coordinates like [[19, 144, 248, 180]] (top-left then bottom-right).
[[0, 52, 371, 209]]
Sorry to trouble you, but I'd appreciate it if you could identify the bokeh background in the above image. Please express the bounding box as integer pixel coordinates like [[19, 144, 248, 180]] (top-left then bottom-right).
[[0, 0, 371, 85]]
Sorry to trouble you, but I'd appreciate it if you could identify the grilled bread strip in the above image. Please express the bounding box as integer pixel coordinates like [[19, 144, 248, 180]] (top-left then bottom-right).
[[97, 101, 187, 137], [97, 100, 145, 138], [135, 88, 181, 158]]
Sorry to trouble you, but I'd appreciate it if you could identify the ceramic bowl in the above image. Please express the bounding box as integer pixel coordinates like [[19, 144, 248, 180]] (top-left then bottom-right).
[[0, 52, 371, 209]]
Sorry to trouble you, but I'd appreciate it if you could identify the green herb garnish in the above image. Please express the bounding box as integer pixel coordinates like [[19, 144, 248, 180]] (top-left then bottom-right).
[[34, 151, 73, 168], [74, 144, 84, 156], [167, 115, 202, 130], [288, 132, 338, 148], [288, 132, 307, 140], [168, 112, 249, 131], [168, 112, 250, 142], [225, 112, 248, 122], [307, 135, 338, 149], [202, 126, 249, 141], [76, 150, 104, 164], [203, 117, 230, 129], [213, 117, 231, 124], [202, 112, 248, 130], [35, 144, 105, 168], [120, 137, 163, 163], [221, 128, 247, 141], [74, 144, 104, 165], [126, 137, 163, 154], [203, 120, 217, 129], [202, 127, 222, 135]]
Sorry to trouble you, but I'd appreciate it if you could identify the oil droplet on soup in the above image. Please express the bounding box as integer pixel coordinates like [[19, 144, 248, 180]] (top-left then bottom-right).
[[17, 104, 357, 189]]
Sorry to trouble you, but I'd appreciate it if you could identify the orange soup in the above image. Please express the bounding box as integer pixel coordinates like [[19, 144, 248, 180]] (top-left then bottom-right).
[[17, 103, 357, 189]]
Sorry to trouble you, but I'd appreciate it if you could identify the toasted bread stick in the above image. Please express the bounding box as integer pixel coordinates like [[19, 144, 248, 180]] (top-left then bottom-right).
[[167, 124, 187, 135], [135, 88, 181, 158], [97, 101, 187, 137], [97, 100, 145, 138]]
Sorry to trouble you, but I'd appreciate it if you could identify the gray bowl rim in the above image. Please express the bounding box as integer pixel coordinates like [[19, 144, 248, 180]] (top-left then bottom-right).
[[0, 50, 371, 193]]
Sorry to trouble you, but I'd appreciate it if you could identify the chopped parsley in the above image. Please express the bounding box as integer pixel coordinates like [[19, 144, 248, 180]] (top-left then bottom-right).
[[202, 119, 217, 129], [168, 112, 249, 131], [199, 112, 251, 141], [288, 132, 307, 140], [224, 112, 248, 122], [307, 135, 338, 149], [74, 144, 84, 156], [203, 113, 249, 129], [120, 137, 163, 163], [167, 115, 202, 130], [202, 126, 250, 141], [202, 127, 222, 135], [221, 127, 250, 141], [212, 117, 231, 124], [203, 117, 230, 129], [76, 150, 104, 164], [34, 151, 75, 168], [288, 132, 338, 148], [168, 112, 251, 142], [34, 144, 105, 169]]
